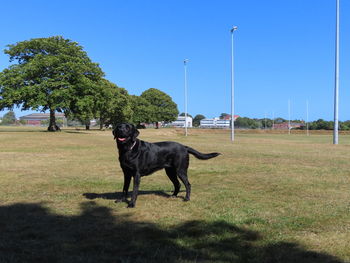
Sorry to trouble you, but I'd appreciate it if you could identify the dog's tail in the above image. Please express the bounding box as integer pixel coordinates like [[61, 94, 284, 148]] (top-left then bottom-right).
[[186, 147, 221, 160]]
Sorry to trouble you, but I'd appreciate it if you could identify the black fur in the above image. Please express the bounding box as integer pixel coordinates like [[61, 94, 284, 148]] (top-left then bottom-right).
[[113, 123, 220, 208]]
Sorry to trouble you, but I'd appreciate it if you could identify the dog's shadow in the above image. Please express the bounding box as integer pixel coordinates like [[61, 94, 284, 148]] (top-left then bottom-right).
[[83, 190, 186, 204]]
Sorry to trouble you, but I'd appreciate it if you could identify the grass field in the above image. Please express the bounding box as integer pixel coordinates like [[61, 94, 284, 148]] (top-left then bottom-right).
[[0, 126, 349, 263]]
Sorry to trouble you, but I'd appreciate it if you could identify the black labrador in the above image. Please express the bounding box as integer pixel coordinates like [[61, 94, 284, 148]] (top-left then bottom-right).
[[113, 123, 221, 208]]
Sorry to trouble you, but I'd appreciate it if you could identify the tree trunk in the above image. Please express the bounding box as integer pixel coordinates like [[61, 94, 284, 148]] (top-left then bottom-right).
[[99, 121, 104, 130], [47, 109, 61, 132]]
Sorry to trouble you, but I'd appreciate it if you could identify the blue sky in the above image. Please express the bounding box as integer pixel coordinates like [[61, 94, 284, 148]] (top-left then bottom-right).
[[0, 0, 349, 121]]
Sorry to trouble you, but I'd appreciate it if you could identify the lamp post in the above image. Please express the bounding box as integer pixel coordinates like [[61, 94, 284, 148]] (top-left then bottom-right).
[[306, 100, 309, 136], [230, 26, 238, 142], [333, 0, 340, 145], [288, 99, 291, 135], [184, 59, 189, 136]]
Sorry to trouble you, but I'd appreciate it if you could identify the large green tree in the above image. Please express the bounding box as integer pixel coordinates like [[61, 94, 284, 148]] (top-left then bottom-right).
[[140, 88, 178, 127], [220, 113, 230, 119], [193, 114, 205, 127], [130, 95, 153, 126], [179, 112, 193, 118], [1, 111, 16, 125], [0, 36, 104, 131], [95, 79, 133, 129], [68, 80, 102, 130], [66, 78, 132, 130]]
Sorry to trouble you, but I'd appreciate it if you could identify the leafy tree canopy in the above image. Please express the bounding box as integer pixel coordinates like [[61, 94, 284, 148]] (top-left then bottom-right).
[[220, 113, 230, 119], [193, 114, 205, 127], [130, 95, 153, 125], [96, 79, 133, 128], [179, 112, 193, 118], [140, 88, 178, 123], [0, 36, 104, 131], [1, 111, 16, 125]]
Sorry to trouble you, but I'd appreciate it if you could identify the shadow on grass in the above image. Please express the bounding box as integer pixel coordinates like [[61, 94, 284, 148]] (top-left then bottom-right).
[[0, 127, 100, 134], [83, 190, 184, 202], [0, 202, 344, 263], [64, 128, 108, 133], [63, 130, 90, 135], [0, 128, 48, 133]]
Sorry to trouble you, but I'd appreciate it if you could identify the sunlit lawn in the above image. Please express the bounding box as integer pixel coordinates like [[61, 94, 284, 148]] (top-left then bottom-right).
[[0, 126, 349, 262]]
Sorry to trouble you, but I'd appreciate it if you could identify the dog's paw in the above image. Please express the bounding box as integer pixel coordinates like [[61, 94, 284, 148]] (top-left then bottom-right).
[[127, 203, 135, 208]]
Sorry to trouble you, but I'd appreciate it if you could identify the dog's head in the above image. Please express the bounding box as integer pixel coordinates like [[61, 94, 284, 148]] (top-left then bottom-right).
[[113, 123, 139, 144]]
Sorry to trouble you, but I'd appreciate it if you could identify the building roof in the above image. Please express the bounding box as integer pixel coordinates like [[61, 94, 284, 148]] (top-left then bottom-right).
[[222, 115, 240, 120], [176, 116, 193, 121], [20, 113, 66, 120]]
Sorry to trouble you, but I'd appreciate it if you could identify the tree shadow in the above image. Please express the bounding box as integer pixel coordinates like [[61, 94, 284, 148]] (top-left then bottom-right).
[[63, 130, 89, 135], [0, 202, 344, 263], [0, 129, 48, 133]]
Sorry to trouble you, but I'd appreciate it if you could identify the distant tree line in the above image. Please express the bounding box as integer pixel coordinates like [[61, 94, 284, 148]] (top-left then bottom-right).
[[185, 112, 350, 130], [234, 117, 350, 130], [307, 119, 350, 130], [0, 36, 178, 131]]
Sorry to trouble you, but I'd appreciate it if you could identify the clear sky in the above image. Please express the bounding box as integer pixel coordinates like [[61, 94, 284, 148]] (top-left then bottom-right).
[[0, 0, 349, 121]]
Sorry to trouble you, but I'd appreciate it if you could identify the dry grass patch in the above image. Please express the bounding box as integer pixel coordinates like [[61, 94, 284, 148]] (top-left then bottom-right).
[[0, 127, 349, 262]]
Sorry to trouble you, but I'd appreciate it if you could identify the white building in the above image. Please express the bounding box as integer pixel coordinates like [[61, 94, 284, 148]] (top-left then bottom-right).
[[199, 118, 216, 128], [199, 116, 239, 129], [215, 119, 231, 128], [171, 116, 193, 128]]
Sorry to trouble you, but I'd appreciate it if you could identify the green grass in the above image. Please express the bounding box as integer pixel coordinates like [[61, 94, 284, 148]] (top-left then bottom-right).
[[0, 126, 349, 262]]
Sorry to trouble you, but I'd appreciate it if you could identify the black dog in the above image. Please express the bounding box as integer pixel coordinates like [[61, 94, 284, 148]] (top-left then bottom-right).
[[113, 123, 221, 208]]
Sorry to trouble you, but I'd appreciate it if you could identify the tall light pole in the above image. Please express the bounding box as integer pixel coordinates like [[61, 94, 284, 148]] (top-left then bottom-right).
[[306, 100, 310, 136], [230, 26, 238, 142], [184, 59, 189, 136], [288, 99, 291, 135], [333, 0, 340, 145]]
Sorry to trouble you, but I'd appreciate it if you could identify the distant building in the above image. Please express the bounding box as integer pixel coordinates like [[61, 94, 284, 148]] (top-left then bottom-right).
[[20, 113, 66, 126], [200, 115, 239, 129], [273, 122, 304, 130], [221, 115, 239, 121], [170, 116, 193, 128]]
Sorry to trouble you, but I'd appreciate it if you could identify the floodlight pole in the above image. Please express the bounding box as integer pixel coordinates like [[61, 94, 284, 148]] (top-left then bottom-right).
[[230, 26, 238, 142], [333, 0, 340, 145], [288, 100, 291, 135], [184, 59, 189, 136], [306, 100, 309, 136]]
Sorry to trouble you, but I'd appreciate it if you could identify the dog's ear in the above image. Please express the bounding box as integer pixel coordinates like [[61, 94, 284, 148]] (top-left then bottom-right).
[[132, 125, 140, 140], [112, 129, 117, 140]]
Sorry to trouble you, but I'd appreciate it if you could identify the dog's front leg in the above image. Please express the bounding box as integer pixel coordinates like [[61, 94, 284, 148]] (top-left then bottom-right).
[[128, 172, 141, 208], [116, 169, 131, 203], [122, 174, 132, 201]]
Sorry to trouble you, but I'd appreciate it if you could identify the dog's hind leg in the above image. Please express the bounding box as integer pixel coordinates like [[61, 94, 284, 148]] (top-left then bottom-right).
[[177, 154, 191, 201], [165, 167, 181, 197], [177, 171, 191, 201]]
